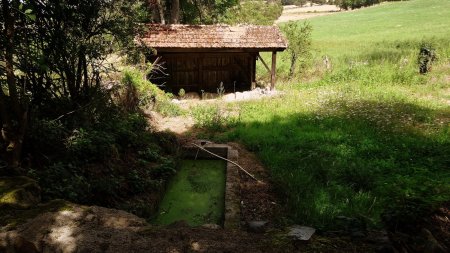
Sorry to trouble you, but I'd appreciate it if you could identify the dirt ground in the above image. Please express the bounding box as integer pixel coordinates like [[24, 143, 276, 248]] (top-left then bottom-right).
[[146, 97, 449, 252], [276, 4, 341, 23], [3, 109, 448, 252]]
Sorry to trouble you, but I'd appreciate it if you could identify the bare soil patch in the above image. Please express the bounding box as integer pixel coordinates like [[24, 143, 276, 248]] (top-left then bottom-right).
[[1, 201, 384, 253], [276, 4, 341, 23], [227, 142, 278, 223]]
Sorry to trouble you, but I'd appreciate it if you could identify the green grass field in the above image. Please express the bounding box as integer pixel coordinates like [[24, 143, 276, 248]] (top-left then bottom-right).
[[268, 0, 450, 80], [194, 0, 450, 229]]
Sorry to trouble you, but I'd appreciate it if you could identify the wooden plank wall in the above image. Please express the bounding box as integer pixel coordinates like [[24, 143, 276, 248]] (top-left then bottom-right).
[[149, 52, 256, 93]]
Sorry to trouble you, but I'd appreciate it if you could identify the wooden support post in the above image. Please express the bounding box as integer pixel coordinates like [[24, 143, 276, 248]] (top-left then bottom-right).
[[270, 51, 277, 90], [250, 54, 255, 90], [198, 56, 203, 92], [257, 54, 271, 73]]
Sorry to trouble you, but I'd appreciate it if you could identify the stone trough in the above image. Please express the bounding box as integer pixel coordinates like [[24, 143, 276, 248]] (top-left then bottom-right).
[[155, 141, 241, 229]]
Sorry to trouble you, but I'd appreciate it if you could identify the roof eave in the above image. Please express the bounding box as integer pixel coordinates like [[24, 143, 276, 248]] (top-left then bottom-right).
[[148, 47, 287, 54]]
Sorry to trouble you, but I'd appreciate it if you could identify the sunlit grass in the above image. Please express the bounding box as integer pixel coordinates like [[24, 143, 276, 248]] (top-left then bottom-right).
[[191, 0, 450, 229]]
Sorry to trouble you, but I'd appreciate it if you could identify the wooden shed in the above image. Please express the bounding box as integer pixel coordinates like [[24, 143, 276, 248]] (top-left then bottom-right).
[[140, 24, 287, 93]]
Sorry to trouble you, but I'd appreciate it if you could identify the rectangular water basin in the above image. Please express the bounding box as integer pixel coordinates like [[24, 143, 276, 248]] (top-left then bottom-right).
[[154, 159, 226, 226], [154, 143, 240, 228]]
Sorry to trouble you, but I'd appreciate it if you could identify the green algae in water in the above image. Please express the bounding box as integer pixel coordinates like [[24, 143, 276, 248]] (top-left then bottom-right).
[[155, 160, 226, 226]]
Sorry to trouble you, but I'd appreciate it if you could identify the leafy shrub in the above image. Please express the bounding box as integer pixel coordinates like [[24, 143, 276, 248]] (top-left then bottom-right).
[[66, 128, 115, 162], [281, 21, 313, 77], [25, 86, 179, 216], [28, 119, 67, 157], [221, 0, 283, 25], [335, 0, 405, 10], [417, 42, 437, 74], [113, 113, 151, 148], [121, 68, 182, 116], [127, 170, 147, 194], [32, 163, 91, 203], [149, 158, 177, 180], [91, 176, 123, 201], [138, 145, 162, 162], [178, 88, 186, 98]]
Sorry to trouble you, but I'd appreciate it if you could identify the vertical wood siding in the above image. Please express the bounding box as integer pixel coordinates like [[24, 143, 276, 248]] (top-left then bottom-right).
[[149, 52, 256, 93]]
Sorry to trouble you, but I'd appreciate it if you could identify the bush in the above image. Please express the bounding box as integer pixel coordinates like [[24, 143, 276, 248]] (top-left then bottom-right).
[[31, 162, 91, 203], [121, 68, 183, 116], [220, 0, 283, 25], [25, 85, 179, 216], [417, 42, 437, 74], [281, 21, 313, 77], [66, 128, 115, 162], [28, 119, 67, 158], [335, 0, 405, 10], [149, 158, 177, 180]]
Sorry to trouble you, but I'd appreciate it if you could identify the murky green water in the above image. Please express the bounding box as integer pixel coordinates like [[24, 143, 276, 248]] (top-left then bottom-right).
[[154, 159, 226, 226]]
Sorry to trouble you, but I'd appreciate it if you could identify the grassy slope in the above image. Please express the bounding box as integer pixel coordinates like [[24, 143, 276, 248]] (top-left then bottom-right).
[[210, 0, 450, 229], [312, 0, 450, 52]]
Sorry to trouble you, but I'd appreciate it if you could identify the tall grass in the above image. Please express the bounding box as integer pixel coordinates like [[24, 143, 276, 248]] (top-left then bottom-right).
[[221, 87, 449, 228], [197, 0, 450, 229]]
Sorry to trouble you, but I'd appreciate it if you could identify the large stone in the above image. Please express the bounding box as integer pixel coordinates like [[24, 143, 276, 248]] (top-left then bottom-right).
[[201, 224, 222, 230], [0, 177, 41, 209], [287, 225, 316, 241], [0, 232, 39, 253], [247, 221, 269, 233]]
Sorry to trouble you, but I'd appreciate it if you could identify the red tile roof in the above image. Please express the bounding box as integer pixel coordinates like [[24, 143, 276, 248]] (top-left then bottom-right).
[[140, 24, 287, 51]]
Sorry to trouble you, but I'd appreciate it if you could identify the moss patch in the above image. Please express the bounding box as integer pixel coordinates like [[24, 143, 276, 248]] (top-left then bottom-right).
[[0, 199, 73, 230], [154, 160, 226, 226], [0, 177, 34, 196], [0, 177, 41, 209]]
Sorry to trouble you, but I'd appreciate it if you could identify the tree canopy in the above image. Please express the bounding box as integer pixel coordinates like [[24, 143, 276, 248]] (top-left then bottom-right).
[[0, 0, 148, 167]]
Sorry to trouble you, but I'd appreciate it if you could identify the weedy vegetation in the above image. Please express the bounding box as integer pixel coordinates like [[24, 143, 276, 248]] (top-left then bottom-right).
[[195, 0, 450, 230]]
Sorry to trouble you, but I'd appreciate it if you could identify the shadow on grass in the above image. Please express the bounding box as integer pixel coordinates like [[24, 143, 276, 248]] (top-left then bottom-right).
[[219, 99, 449, 230]]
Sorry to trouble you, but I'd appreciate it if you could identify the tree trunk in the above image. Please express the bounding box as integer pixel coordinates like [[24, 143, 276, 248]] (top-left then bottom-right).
[[1, 0, 28, 168], [83, 55, 89, 91], [170, 0, 179, 24], [193, 0, 203, 23], [289, 53, 297, 78], [76, 49, 83, 94], [156, 0, 165, 24], [2, 0, 19, 117]]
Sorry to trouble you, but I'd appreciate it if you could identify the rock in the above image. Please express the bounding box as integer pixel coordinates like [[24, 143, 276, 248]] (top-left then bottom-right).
[[85, 213, 96, 222], [247, 221, 269, 233], [0, 177, 41, 209], [0, 232, 39, 253], [421, 228, 447, 253], [223, 93, 237, 101], [190, 241, 202, 251], [234, 92, 244, 100], [201, 224, 222, 230], [287, 225, 316, 241]]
